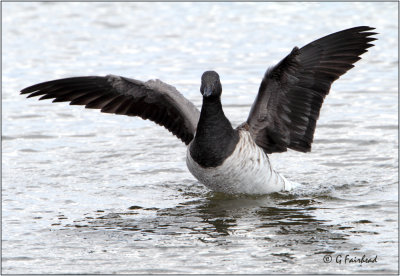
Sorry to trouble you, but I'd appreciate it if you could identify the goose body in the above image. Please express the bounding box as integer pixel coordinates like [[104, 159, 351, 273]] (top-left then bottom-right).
[[187, 130, 292, 194], [21, 26, 377, 195]]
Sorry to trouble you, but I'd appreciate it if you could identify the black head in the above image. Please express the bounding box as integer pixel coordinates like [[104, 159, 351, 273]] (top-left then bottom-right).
[[200, 71, 222, 98]]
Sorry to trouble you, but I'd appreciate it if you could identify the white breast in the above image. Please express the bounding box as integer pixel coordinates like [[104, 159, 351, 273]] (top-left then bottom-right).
[[186, 130, 292, 194]]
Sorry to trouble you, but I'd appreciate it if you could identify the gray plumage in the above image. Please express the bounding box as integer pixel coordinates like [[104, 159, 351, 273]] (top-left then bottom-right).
[[21, 74, 200, 145], [245, 26, 377, 153]]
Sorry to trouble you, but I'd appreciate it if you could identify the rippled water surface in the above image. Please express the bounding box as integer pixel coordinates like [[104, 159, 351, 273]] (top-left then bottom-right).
[[3, 2, 398, 274]]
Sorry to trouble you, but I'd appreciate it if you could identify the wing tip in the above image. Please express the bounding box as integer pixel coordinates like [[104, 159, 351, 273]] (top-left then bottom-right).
[[25, 92, 37, 98], [353, 26, 376, 32], [20, 86, 37, 95]]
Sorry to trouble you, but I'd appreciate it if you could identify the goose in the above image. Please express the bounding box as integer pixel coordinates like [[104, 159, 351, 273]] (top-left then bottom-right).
[[21, 26, 377, 194]]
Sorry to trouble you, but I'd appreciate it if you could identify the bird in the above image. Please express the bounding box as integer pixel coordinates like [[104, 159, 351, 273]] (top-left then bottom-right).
[[21, 26, 377, 195]]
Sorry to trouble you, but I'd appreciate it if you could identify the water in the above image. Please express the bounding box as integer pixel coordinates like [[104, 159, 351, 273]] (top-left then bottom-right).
[[3, 2, 398, 274]]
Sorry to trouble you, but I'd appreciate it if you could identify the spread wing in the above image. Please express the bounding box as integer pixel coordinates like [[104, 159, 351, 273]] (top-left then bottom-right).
[[245, 26, 377, 154], [21, 75, 200, 144]]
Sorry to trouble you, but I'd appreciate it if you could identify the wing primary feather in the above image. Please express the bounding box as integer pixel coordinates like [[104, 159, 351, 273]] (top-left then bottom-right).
[[245, 26, 377, 154], [70, 92, 104, 106], [21, 75, 200, 145], [85, 94, 119, 109]]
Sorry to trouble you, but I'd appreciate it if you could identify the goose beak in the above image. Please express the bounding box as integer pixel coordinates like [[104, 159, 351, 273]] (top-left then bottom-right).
[[203, 87, 213, 97]]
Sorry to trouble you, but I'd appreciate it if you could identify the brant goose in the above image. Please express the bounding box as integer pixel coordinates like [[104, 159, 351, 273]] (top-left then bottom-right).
[[21, 26, 376, 194]]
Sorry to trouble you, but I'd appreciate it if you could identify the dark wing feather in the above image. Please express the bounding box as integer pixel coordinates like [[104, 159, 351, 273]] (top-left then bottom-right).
[[245, 26, 377, 154], [21, 75, 200, 144]]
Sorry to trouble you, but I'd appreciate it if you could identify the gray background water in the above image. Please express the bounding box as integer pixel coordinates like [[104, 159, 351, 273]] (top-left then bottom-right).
[[3, 2, 398, 274]]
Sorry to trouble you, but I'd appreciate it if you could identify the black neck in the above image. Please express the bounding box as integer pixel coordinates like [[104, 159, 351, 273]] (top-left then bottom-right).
[[189, 96, 239, 168]]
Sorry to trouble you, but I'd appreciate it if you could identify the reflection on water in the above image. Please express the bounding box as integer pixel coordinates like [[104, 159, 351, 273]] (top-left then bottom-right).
[[61, 194, 349, 262], [3, 1, 398, 274]]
